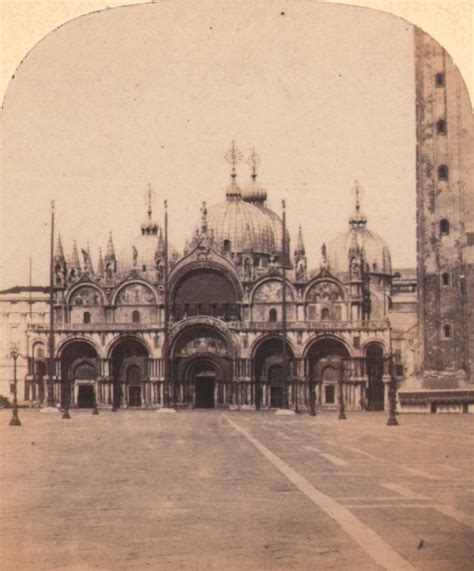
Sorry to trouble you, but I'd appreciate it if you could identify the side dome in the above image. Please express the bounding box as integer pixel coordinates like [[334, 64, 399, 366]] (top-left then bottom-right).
[[327, 225, 392, 276], [326, 184, 392, 276]]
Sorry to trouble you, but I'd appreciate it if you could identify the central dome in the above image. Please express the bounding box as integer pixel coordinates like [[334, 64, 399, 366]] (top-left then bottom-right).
[[204, 190, 276, 255]]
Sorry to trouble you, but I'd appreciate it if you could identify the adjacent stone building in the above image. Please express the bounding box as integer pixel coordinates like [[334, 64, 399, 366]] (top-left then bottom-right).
[[397, 27, 474, 413]]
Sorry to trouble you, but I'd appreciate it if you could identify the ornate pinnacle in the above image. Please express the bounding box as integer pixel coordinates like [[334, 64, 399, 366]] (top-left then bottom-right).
[[224, 141, 243, 180], [247, 148, 260, 181]]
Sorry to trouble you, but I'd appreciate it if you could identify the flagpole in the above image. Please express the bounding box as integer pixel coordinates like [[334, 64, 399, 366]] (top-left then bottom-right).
[[163, 200, 170, 408], [47, 201, 55, 408], [282, 200, 288, 409]]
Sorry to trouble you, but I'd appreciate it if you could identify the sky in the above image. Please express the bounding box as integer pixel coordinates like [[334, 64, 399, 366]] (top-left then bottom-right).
[[0, 0, 416, 288]]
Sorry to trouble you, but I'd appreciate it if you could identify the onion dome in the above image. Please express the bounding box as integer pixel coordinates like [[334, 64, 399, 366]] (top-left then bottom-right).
[[242, 179, 268, 205], [326, 182, 392, 276]]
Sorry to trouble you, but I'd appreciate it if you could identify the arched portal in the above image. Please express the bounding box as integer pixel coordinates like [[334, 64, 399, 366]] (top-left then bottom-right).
[[171, 325, 233, 408], [253, 337, 294, 409], [366, 343, 385, 411], [59, 340, 98, 409], [306, 338, 350, 407], [172, 268, 240, 321], [110, 337, 149, 409]]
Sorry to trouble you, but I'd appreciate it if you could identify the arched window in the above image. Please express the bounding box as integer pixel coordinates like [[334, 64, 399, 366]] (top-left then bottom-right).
[[443, 324, 451, 339], [83, 312, 91, 324], [388, 296, 393, 310], [321, 308, 330, 320], [269, 308, 278, 322], [436, 119, 447, 135], [223, 239, 231, 253], [438, 165, 449, 181], [132, 310, 140, 323], [440, 219, 450, 235], [435, 72, 445, 87], [442, 272, 450, 286]]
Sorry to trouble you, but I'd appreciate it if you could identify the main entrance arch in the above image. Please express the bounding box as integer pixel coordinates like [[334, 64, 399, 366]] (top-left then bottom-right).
[[58, 340, 99, 409], [171, 324, 233, 409], [109, 337, 149, 409], [252, 337, 294, 410], [306, 337, 350, 408]]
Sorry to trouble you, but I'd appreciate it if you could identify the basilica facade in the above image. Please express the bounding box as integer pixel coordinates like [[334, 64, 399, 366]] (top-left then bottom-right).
[[24, 145, 399, 413]]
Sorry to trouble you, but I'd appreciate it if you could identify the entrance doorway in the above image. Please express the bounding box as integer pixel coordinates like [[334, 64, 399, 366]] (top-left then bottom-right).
[[195, 377, 215, 408], [128, 385, 142, 407], [78, 385, 94, 408], [269, 364, 283, 408], [366, 343, 384, 411]]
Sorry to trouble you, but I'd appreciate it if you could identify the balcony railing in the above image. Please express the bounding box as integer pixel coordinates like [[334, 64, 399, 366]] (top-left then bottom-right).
[[29, 319, 388, 334]]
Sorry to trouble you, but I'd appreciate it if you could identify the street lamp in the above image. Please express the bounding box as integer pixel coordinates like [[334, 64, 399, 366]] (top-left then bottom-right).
[[309, 374, 317, 416], [8, 344, 22, 427], [92, 382, 99, 415], [62, 376, 71, 419], [387, 354, 399, 426]]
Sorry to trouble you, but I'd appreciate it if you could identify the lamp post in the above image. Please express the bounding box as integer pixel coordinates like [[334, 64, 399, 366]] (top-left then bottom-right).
[[62, 377, 71, 419], [309, 373, 317, 416], [387, 354, 399, 426], [338, 368, 347, 420], [9, 344, 21, 427], [92, 382, 99, 415]]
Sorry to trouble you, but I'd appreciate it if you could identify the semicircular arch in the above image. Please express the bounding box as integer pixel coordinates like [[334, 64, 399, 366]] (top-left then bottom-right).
[[304, 277, 346, 303], [303, 333, 353, 358], [112, 280, 159, 306], [56, 336, 102, 359], [66, 283, 107, 306], [250, 277, 296, 304], [106, 334, 152, 359], [169, 317, 239, 359]]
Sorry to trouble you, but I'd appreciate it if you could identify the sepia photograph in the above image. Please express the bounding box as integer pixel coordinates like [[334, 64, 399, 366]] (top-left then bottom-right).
[[0, 1, 473, 570]]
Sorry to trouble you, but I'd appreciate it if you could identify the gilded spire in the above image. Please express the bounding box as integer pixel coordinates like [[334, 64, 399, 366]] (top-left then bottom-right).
[[96, 247, 104, 278], [105, 231, 116, 260], [295, 225, 305, 257], [201, 201, 208, 234], [156, 227, 165, 255], [54, 234, 65, 261], [71, 241, 81, 270]]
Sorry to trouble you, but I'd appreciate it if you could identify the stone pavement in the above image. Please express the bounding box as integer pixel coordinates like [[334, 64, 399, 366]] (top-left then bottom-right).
[[0, 409, 473, 571]]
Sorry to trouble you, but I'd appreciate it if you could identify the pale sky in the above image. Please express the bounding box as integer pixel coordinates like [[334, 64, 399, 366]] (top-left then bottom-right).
[[1, 0, 417, 288]]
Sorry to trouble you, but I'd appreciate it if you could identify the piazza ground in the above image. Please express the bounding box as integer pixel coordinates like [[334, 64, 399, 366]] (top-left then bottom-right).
[[0, 410, 473, 571]]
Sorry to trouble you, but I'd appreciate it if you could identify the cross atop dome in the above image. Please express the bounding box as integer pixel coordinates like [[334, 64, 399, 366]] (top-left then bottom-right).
[[145, 183, 156, 221], [225, 141, 243, 180], [349, 180, 367, 227], [141, 184, 159, 235], [247, 148, 260, 181]]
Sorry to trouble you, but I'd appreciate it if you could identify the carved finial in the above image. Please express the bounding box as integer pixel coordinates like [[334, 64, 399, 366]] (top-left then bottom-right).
[[201, 201, 208, 234], [247, 148, 260, 181], [224, 141, 243, 180]]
